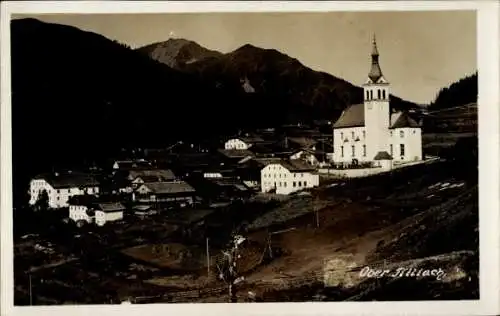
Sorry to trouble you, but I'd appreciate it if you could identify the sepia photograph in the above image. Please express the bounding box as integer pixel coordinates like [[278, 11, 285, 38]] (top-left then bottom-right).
[[1, 1, 499, 316]]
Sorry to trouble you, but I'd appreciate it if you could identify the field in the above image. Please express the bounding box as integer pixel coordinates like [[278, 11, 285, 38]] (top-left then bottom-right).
[[14, 157, 478, 304]]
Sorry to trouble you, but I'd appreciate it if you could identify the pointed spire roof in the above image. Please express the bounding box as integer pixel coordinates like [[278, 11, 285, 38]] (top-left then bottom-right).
[[368, 34, 384, 83]]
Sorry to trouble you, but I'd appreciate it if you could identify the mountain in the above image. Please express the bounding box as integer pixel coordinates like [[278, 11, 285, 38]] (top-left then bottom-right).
[[137, 38, 223, 69], [137, 40, 421, 123], [9, 18, 246, 202], [429, 72, 477, 110]]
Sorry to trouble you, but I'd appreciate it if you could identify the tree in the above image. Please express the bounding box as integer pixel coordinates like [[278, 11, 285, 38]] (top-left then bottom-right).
[[217, 235, 246, 302], [33, 189, 49, 212]]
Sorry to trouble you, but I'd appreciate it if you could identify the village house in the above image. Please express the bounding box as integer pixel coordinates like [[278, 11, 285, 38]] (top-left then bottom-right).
[[132, 181, 197, 209], [128, 169, 177, 188], [332, 36, 423, 168], [224, 135, 265, 150], [94, 202, 126, 226], [112, 159, 152, 171], [68, 196, 125, 226], [260, 159, 320, 195], [68, 195, 97, 224], [29, 172, 100, 209], [289, 149, 322, 166]]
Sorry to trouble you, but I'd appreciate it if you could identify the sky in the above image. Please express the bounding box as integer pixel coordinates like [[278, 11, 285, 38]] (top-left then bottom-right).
[[13, 11, 476, 104]]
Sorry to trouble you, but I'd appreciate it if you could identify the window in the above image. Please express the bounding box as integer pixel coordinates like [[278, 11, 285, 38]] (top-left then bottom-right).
[[298, 182, 302, 187], [382, 90, 386, 99], [341, 146, 344, 157], [362, 131, 366, 139], [400, 144, 405, 156], [340, 132, 344, 139], [400, 130, 404, 138], [352, 145, 355, 157], [57, 189, 60, 194], [293, 182, 296, 187], [363, 145, 366, 157], [351, 131, 355, 139], [390, 144, 393, 156], [304, 181, 307, 187], [377, 89, 381, 99], [284, 182, 287, 188], [370, 90, 373, 99], [366, 90, 369, 100]]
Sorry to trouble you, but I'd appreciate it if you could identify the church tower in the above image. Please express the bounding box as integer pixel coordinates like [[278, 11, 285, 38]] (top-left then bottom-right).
[[363, 34, 390, 161]]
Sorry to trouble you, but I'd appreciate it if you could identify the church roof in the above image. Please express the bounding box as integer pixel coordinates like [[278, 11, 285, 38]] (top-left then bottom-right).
[[389, 112, 421, 129], [333, 103, 365, 128], [333, 105, 420, 130], [374, 151, 393, 160], [368, 35, 384, 83]]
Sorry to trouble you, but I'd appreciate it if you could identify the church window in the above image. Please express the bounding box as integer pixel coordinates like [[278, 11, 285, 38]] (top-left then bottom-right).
[[390, 144, 393, 156], [400, 130, 404, 138], [341, 146, 344, 157], [370, 90, 373, 100], [400, 144, 405, 156], [366, 90, 369, 100], [382, 90, 386, 99], [377, 89, 381, 99], [351, 145, 355, 157], [363, 145, 366, 157]]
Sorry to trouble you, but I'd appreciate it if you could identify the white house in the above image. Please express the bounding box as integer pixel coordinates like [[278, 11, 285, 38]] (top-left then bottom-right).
[[261, 160, 320, 195], [69, 203, 93, 224], [289, 150, 321, 166], [224, 135, 265, 150], [29, 172, 100, 209], [332, 35, 422, 167], [94, 202, 126, 226]]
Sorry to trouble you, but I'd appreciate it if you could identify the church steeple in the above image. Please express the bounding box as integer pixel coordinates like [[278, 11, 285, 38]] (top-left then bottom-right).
[[368, 34, 384, 83]]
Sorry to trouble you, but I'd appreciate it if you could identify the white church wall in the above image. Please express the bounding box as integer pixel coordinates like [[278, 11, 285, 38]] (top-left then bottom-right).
[[390, 128, 423, 162], [333, 127, 370, 164]]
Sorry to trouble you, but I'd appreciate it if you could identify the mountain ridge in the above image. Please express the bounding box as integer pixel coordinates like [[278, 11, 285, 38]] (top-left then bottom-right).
[[137, 37, 421, 117]]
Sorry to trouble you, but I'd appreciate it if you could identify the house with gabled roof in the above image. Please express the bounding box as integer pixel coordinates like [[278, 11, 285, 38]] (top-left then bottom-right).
[[29, 172, 100, 209], [260, 159, 319, 195], [133, 181, 197, 208], [332, 35, 423, 167]]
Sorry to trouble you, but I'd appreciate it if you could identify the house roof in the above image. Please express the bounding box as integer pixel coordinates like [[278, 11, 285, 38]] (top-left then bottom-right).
[[287, 137, 318, 149], [333, 104, 421, 129], [96, 202, 126, 213], [139, 181, 196, 195], [264, 159, 316, 172], [113, 160, 152, 170], [34, 172, 100, 189], [237, 135, 265, 143], [218, 149, 255, 159], [129, 169, 176, 182], [373, 151, 393, 160], [389, 112, 421, 129], [333, 104, 365, 128], [68, 195, 99, 205]]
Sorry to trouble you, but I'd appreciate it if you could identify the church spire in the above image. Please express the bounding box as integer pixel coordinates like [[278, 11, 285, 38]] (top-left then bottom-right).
[[368, 34, 383, 83]]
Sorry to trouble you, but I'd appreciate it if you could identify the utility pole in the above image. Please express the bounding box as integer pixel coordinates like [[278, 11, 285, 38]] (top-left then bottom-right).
[[29, 273, 32, 306], [206, 237, 210, 278], [315, 196, 320, 228]]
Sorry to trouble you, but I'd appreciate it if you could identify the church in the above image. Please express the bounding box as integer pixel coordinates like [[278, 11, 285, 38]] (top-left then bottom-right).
[[332, 36, 423, 168]]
